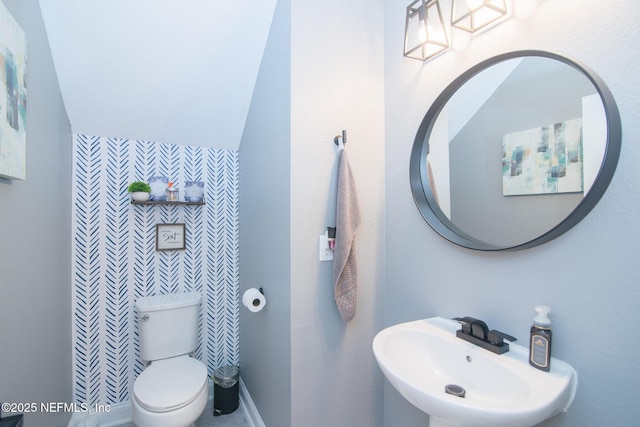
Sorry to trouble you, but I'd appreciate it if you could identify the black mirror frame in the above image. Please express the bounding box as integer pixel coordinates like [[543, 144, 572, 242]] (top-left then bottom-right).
[[409, 50, 622, 251]]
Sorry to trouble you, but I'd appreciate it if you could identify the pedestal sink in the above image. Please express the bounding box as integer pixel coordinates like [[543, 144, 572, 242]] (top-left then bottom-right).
[[373, 317, 577, 427]]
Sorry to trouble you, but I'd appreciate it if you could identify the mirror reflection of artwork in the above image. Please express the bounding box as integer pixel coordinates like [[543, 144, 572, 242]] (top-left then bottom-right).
[[502, 119, 583, 196], [0, 2, 27, 180], [411, 51, 620, 250]]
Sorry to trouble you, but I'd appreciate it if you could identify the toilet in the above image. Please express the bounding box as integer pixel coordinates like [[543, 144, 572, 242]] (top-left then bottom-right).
[[131, 292, 209, 427]]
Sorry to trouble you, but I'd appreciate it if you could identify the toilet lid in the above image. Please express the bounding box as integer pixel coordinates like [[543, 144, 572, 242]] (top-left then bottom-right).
[[134, 355, 208, 412]]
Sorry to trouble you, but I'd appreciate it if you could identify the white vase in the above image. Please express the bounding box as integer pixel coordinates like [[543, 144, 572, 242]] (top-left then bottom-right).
[[131, 191, 150, 202]]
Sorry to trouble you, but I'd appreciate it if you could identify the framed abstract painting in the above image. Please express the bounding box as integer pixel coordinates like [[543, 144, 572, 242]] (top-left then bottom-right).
[[0, 2, 27, 180], [502, 119, 583, 196]]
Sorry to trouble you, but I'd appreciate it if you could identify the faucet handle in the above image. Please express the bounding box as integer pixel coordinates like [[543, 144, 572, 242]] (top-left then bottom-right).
[[452, 317, 474, 335], [488, 330, 517, 346], [453, 316, 489, 339]]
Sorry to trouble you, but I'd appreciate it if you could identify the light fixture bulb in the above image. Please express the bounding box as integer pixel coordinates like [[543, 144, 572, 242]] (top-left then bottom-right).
[[451, 0, 507, 33], [467, 0, 483, 9], [404, 0, 449, 61], [418, 20, 427, 43]]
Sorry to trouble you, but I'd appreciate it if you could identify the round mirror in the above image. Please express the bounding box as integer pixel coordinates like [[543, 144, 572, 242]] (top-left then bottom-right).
[[410, 50, 621, 251]]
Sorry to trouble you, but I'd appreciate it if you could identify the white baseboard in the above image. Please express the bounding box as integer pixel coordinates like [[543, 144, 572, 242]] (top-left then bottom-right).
[[67, 377, 264, 427], [239, 378, 265, 427]]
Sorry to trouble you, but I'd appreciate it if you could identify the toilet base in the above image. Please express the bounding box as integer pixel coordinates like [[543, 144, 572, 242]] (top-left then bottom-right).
[[131, 381, 208, 427]]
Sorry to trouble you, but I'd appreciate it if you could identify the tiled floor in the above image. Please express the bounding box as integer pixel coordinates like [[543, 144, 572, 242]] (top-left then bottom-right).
[[117, 400, 250, 427]]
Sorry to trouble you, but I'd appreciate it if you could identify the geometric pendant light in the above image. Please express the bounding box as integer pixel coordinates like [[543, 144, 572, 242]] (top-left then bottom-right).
[[451, 0, 507, 33], [404, 0, 449, 61]]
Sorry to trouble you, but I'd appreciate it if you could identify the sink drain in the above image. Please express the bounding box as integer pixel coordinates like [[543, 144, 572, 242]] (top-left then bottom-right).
[[445, 384, 466, 398]]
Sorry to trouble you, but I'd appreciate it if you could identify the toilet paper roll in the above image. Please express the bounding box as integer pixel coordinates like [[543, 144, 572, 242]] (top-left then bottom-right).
[[242, 288, 266, 313]]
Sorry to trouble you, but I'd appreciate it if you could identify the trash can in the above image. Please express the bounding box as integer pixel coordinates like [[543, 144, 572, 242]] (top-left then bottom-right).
[[213, 365, 239, 416]]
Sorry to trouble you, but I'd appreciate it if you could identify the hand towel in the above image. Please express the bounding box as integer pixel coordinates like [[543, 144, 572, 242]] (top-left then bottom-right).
[[333, 149, 361, 323]]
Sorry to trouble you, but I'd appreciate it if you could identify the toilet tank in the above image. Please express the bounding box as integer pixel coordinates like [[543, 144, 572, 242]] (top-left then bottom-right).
[[136, 292, 201, 361]]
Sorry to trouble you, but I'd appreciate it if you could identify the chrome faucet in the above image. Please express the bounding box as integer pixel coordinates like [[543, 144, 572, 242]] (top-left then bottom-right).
[[452, 317, 516, 355]]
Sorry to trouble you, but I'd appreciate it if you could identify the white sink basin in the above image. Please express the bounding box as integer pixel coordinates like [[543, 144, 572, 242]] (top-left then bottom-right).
[[373, 317, 577, 427]]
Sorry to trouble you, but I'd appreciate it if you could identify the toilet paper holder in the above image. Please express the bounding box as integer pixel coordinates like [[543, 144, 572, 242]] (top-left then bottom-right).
[[250, 288, 264, 307], [242, 287, 266, 313]]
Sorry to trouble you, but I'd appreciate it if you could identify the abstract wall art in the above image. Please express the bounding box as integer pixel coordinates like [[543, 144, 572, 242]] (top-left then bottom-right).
[[0, 2, 27, 180], [502, 118, 583, 196]]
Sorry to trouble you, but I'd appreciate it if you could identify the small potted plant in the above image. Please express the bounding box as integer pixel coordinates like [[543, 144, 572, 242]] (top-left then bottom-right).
[[128, 180, 152, 202]]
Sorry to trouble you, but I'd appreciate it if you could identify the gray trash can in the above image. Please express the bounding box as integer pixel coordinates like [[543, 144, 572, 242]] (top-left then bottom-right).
[[213, 365, 239, 416]]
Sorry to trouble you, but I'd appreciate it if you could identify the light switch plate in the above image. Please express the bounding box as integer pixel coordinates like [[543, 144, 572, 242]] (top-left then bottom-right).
[[319, 232, 333, 261]]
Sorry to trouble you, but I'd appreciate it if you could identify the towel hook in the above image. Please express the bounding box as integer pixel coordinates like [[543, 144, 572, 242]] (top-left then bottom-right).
[[334, 130, 347, 146]]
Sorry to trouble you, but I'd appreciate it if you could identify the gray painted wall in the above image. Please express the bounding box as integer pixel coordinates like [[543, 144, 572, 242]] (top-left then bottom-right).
[[239, 0, 292, 425], [0, 0, 72, 426], [290, 0, 385, 425], [241, 0, 385, 425], [384, 0, 640, 426]]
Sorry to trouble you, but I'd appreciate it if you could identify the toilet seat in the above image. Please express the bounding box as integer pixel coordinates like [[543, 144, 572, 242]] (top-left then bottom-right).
[[134, 355, 208, 413]]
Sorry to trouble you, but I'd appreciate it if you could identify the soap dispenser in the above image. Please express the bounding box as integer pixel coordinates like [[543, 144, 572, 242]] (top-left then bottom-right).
[[529, 305, 552, 371], [166, 181, 179, 202]]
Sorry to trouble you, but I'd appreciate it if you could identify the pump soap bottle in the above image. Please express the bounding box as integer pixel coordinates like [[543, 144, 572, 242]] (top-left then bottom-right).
[[529, 305, 552, 371], [166, 181, 179, 202]]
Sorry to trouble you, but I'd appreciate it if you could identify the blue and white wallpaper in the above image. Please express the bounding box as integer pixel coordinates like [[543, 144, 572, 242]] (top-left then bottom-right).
[[71, 134, 239, 406]]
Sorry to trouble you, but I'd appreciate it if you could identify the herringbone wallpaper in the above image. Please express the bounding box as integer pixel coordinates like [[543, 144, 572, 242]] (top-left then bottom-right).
[[71, 135, 239, 406]]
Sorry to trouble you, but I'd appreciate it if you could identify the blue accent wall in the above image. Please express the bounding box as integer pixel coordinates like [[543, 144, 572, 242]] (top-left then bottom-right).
[[71, 135, 239, 406]]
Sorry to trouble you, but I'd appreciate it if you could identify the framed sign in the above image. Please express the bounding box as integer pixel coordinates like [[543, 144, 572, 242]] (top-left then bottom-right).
[[156, 223, 185, 251]]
